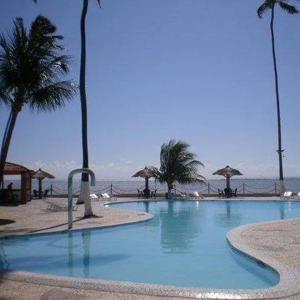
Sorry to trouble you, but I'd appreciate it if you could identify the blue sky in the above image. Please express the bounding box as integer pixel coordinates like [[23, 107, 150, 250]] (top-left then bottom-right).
[[0, 0, 300, 180]]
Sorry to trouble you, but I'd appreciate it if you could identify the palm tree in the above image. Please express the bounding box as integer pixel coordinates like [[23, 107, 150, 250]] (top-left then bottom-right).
[[76, 0, 100, 217], [33, 0, 100, 217], [0, 16, 76, 186], [159, 139, 205, 198], [257, 0, 298, 194]]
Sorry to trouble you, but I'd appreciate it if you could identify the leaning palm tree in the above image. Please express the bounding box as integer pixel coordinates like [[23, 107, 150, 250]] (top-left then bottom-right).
[[257, 0, 298, 194], [0, 16, 76, 186], [159, 139, 205, 198]]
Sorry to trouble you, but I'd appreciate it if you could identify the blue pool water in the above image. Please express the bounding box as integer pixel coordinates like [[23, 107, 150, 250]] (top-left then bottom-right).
[[1, 200, 300, 289]]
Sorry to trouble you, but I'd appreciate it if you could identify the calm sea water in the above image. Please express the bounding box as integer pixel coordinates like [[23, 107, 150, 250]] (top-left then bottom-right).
[[2, 200, 300, 289], [4, 178, 300, 194]]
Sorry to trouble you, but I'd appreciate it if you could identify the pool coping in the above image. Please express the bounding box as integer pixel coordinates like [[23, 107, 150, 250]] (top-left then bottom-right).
[[1, 200, 300, 299]]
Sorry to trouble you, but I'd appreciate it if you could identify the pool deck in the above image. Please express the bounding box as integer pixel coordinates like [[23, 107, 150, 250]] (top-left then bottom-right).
[[1, 197, 300, 300]]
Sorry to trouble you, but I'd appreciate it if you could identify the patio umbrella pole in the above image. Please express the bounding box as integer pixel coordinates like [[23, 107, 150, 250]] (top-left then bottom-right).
[[226, 176, 230, 190], [145, 177, 150, 198], [38, 178, 42, 199]]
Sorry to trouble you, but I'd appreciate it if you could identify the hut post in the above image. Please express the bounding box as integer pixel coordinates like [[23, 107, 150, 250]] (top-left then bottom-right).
[[110, 183, 113, 196], [274, 182, 277, 194], [50, 184, 53, 196], [207, 183, 210, 194], [243, 183, 245, 194]]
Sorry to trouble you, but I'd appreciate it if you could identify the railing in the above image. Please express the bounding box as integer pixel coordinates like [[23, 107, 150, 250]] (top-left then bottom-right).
[[39, 181, 300, 197]]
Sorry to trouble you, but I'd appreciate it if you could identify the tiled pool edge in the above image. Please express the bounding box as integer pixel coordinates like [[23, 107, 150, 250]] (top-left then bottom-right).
[[2, 219, 300, 299]]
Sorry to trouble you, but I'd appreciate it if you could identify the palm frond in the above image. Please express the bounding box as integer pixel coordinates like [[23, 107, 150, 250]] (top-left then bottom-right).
[[279, 1, 298, 14], [0, 15, 76, 112], [0, 85, 13, 107], [257, 0, 298, 17], [257, 0, 274, 18], [159, 139, 205, 188], [29, 81, 77, 111]]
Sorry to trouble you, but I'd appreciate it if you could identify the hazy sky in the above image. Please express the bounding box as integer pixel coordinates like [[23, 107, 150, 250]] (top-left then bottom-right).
[[0, 0, 299, 180]]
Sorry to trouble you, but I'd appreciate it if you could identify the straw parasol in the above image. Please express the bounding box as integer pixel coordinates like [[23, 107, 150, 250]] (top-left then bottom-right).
[[32, 168, 55, 199], [213, 165, 242, 191], [132, 166, 160, 198]]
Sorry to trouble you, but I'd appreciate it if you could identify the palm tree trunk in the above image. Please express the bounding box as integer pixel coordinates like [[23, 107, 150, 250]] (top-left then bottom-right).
[[0, 109, 19, 186], [1, 111, 12, 153], [270, 6, 284, 194], [77, 0, 93, 217]]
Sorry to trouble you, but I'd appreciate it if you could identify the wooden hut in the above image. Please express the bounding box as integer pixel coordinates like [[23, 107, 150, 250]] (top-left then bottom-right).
[[1, 162, 34, 205]]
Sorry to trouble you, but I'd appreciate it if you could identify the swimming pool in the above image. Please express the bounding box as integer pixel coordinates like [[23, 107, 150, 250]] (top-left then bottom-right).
[[0, 200, 299, 289]]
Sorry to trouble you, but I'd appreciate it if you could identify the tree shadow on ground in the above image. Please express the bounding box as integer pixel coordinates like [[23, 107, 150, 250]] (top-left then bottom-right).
[[28, 215, 103, 234], [0, 220, 15, 226]]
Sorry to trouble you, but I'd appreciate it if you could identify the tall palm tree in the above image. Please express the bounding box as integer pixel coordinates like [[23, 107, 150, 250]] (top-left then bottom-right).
[[0, 16, 76, 186], [159, 139, 205, 198], [257, 0, 298, 193], [33, 0, 100, 217], [76, 0, 100, 217]]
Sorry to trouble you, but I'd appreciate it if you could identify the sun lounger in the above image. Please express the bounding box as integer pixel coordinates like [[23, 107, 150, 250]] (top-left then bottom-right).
[[283, 191, 294, 199], [189, 191, 204, 199], [101, 193, 111, 199], [90, 193, 99, 200]]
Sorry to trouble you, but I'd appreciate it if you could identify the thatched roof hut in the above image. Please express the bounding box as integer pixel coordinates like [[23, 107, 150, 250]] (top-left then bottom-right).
[[132, 166, 160, 198], [4, 162, 34, 175], [2, 162, 34, 204], [213, 165, 243, 190], [32, 168, 55, 199], [132, 166, 160, 179]]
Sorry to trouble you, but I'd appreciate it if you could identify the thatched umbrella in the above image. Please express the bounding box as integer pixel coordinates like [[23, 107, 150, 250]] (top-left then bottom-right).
[[32, 168, 55, 199], [213, 165, 242, 191], [132, 166, 160, 198]]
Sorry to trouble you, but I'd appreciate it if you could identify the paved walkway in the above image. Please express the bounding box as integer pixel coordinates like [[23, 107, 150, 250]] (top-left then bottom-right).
[[234, 219, 300, 272], [0, 198, 151, 237]]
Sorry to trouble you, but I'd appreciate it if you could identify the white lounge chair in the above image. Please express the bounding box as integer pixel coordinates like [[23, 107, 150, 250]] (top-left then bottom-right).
[[189, 191, 204, 199], [283, 191, 294, 199], [90, 193, 99, 200], [297, 192, 300, 200], [101, 193, 111, 199]]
